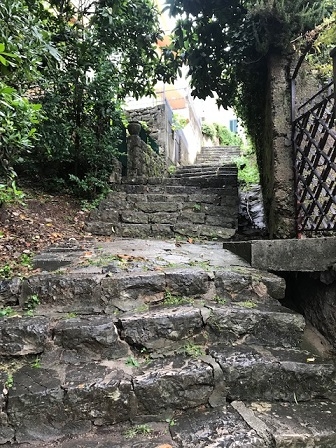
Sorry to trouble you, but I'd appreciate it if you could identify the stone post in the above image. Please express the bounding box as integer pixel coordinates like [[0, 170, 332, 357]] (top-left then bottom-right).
[[127, 121, 142, 178], [262, 54, 296, 238]]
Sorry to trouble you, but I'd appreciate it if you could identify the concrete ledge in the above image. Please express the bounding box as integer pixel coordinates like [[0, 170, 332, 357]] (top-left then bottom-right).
[[223, 238, 336, 272]]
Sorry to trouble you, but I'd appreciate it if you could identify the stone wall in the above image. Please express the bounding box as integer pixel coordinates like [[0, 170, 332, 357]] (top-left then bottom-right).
[[287, 271, 336, 350], [127, 104, 174, 162], [127, 132, 165, 179]]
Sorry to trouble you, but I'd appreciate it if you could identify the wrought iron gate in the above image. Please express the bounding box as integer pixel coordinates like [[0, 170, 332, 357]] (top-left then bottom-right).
[[293, 81, 336, 234]]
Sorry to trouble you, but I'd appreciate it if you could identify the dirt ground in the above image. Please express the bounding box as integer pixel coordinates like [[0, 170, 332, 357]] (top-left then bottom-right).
[[0, 188, 94, 278]]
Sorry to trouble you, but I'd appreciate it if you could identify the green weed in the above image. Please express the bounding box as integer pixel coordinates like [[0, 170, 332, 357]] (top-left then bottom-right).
[[184, 342, 205, 358], [0, 307, 16, 318], [31, 357, 41, 368], [125, 356, 140, 368], [124, 424, 152, 439], [236, 300, 257, 309], [5, 374, 14, 389], [20, 253, 33, 268], [213, 295, 227, 305], [163, 291, 193, 306], [0, 264, 12, 279], [25, 294, 40, 312]]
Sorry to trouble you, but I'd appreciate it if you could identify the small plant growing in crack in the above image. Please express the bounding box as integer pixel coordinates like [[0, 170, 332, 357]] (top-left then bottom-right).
[[193, 203, 201, 211], [124, 424, 152, 439], [0, 306, 16, 318], [163, 290, 193, 306], [5, 373, 13, 389], [65, 312, 77, 319], [125, 356, 140, 368], [31, 357, 41, 368], [236, 300, 257, 309], [165, 417, 176, 427], [184, 342, 205, 358], [24, 294, 40, 315], [213, 295, 227, 305]]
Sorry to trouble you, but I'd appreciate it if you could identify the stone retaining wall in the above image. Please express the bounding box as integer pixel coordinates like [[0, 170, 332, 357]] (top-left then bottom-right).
[[127, 133, 165, 179]]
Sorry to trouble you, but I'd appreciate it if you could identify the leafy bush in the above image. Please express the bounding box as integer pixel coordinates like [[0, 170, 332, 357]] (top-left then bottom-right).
[[201, 123, 216, 140], [202, 122, 243, 147], [234, 142, 260, 187]]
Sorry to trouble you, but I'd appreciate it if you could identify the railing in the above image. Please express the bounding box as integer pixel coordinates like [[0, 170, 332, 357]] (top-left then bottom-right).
[[293, 81, 336, 234]]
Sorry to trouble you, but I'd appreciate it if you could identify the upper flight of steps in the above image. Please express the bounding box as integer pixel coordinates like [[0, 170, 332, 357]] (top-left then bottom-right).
[[87, 163, 239, 240], [195, 145, 241, 166], [87, 145, 241, 240], [0, 239, 335, 446]]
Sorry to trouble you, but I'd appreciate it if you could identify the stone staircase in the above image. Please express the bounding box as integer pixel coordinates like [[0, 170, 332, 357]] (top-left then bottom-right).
[[0, 237, 335, 447], [87, 165, 239, 240], [195, 146, 241, 166]]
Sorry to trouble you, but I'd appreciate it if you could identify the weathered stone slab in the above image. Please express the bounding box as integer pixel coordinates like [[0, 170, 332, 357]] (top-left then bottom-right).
[[165, 269, 210, 296], [179, 211, 205, 224], [205, 214, 236, 227], [0, 412, 15, 444], [101, 272, 165, 310], [85, 221, 117, 235], [121, 211, 149, 224], [205, 305, 305, 348], [43, 422, 175, 447], [119, 307, 204, 350], [106, 191, 127, 202], [241, 401, 336, 447], [214, 268, 286, 301], [199, 225, 236, 239], [0, 316, 50, 356], [187, 193, 221, 204], [96, 209, 120, 222], [126, 194, 148, 204], [0, 371, 15, 444], [133, 358, 214, 413], [7, 366, 80, 443], [170, 405, 267, 448], [121, 224, 152, 238], [63, 363, 135, 426], [20, 274, 104, 313], [146, 193, 167, 202], [53, 316, 129, 359], [173, 223, 200, 237], [149, 212, 178, 224], [0, 277, 22, 306], [150, 224, 174, 238], [137, 202, 181, 213], [223, 237, 336, 272], [209, 345, 336, 402]]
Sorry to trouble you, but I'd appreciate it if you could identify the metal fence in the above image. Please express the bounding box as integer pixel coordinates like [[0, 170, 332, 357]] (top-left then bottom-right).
[[293, 81, 336, 234]]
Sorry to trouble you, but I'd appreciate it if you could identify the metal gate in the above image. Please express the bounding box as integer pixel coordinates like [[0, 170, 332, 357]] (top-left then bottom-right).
[[293, 81, 336, 234]]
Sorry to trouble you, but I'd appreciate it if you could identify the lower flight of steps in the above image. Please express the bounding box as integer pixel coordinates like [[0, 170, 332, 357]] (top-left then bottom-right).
[[87, 166, 239, 240], [0, 239, 335, 446]]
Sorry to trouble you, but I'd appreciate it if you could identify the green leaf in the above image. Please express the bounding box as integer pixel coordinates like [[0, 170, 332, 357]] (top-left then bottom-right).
[[0, 55, 8, 66]]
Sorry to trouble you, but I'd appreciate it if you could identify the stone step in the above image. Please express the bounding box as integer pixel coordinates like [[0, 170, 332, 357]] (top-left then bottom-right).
[[15, 262, 284, 314], [1, 240, 334, 446], [86, 222, 237, 238], [110, 184, 237, 197], [0, 301, 304, 360], [120, 174, 237, 187], [1, 345, 334, 444], [174, 169, 237, 178], [11, 400, 336, 447]]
